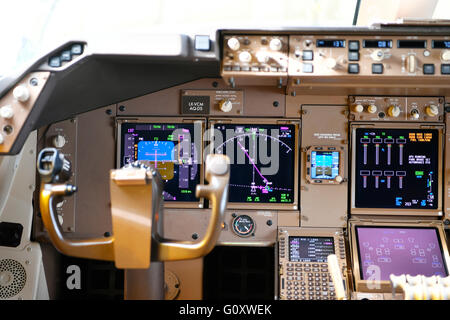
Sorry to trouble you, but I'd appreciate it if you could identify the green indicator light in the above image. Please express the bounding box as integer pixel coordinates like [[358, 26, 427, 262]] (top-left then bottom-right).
[[382, 132, 385, 135], [167, 125, 175, 129], [246, 196, 252, 202], [415, 171, 424, 176], [153, 125, 161, 129]]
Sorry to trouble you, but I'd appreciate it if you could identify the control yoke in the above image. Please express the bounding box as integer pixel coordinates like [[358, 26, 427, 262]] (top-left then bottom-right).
[[37, 148, 230, 268]]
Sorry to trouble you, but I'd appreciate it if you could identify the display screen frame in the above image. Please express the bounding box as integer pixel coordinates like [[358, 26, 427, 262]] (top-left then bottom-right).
[[397, 40, 427, 49], [350, 123, 443, 216], [209, 118, 299, 210], [116, 117, 205, 209], [306, 146, 344, 184], [362, 39, 393, 48], [350, 221, 450, 293], [316, 39, 346, 48]]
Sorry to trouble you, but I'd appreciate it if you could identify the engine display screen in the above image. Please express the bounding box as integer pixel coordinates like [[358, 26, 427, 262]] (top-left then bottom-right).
[[316, 39, 345, 48], [355, 226, 448, 281], [310, 151, 339, 179], [213, 123, 296, 204], [120, 122, 201, 202], [289, 236, 335, 262], [354, 128, 439, 209]]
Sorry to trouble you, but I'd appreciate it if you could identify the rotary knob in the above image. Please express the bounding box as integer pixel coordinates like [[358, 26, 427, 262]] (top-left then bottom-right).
[[0, 105, 14, 119], [324, 58, 338, 70], [425, 105, 439, 117], [367, 104, 377, 114], [410, 109, 420, 119], [52, 134, 66, 148], [371, 50, 385, 61], [387, 105, 401, 117], [441, 50, 450, 61], [335, 175, 343, 183], [238, 51, 252, 63], [352, 104, 364, 113], [255, 51, 269, 63], [269, 38, 283, 51], [219, 100, 233, 113], [13, 85, 30, 102], [227, 37, 240, 51]]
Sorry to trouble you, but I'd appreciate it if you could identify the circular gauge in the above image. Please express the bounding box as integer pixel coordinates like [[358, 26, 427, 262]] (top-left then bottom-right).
[[232, 215, 255, 237]]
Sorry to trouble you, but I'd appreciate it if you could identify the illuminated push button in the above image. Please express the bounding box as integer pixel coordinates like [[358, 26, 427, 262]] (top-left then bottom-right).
[[387, 105, 401, 117], [425, 105, 439, 117], [238, 51, 252, 63], [13, 85, 30, 102], [0, 105, 14, 119], [352, 104, 364, 113], [367, 104, 377, 114], [269, 38, 283, 51], [227, 37, 240, 51]]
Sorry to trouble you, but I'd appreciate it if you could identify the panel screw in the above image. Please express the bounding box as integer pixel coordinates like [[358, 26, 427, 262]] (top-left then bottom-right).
[[29, 78, 38, 86], [192, 233, 199, 240], [119, 105, 126, 112], [212, 81, 218, 88], [105, 109, 112, 115], [266, 220, 273, 226], [273, 101, 279, 107], [104, 232, 111, 237]]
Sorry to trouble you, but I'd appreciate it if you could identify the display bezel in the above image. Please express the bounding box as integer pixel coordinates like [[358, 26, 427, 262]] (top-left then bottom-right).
[[209, 118, 299, 210], [305, 146, 344, 184], [349, 220, 450, 293], [350, 123, 443, 216], [116, 117, 205, 209]]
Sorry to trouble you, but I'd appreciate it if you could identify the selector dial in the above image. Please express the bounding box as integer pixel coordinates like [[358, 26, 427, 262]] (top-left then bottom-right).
[[367, 104, 377, 114], [219, 99, 233, 113], [387, 105, 401, 117], [238, 51, 252, 63], [52, 134, 66, 148], [425, 105, 439, 117], [227, 37, 240, 51], [371, 50, 385, 61], [410, 109, 420, 119], [13, 85, 30, 102], [269, 38, 283, 51], [232, 215, 255, 237], [441, 50, 450, 61], [352, 104, 364, 113], [324, 57, 338, 70], [255, 51, 269, 63]]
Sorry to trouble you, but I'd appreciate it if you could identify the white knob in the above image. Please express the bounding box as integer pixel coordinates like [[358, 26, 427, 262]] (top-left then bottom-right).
[[238, 51, 252, 63], [441, 50, 450, 61], [371, 50, 385, 61], [411, 109, 420, 119], [269, 38, 283, 51], [352, 104, 364, 113], [219, 100, 233, 113], [52, 134, 66, 148], [388, 105, 401, 117], [227, 37, 240, 51], [324, 58, 337, 70], [13, 85, 30, 102], [335, 175, 343, 183], [367, 104, 377, 114], [0, 133, 4, 145], [256, 51, 269, 63], [425, 105, 439, 117], [0, 105, 14, 119]]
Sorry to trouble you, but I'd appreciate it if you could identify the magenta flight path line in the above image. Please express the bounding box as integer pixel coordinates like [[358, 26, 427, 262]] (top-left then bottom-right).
[[237, 140, 269, 184]]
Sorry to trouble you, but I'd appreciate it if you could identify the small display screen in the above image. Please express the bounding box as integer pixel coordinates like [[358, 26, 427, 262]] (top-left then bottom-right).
[[289, 236, 335, 262], [316, 39, 345, 48], [354, 128, 439, 209], [397, 40, 427, 48], [310, 151, 339, 179], [213, 123, 296, 204], [363, 40, 393, 48], [432, 40, 450, 49], [355, 226, 448, 281], [120, 122, 201, 202]]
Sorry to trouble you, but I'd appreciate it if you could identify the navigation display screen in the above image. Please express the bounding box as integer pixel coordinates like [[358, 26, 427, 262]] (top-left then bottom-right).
[[310, 151, 339, 179], [213, 123, 296, 204], [354, 128, 439, 209], [289, 236, 335, 262], [355, 226, 448, 281], [120, 122, 201, 202]]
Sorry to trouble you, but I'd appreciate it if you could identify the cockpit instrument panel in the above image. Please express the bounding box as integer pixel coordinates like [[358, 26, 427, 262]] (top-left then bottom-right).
[[210, 119, 298, 209], [118, 119, 203, 206]]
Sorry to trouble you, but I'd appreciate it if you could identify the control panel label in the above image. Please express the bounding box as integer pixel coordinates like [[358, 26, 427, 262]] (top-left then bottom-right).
[[181, 95, 210, 114]]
